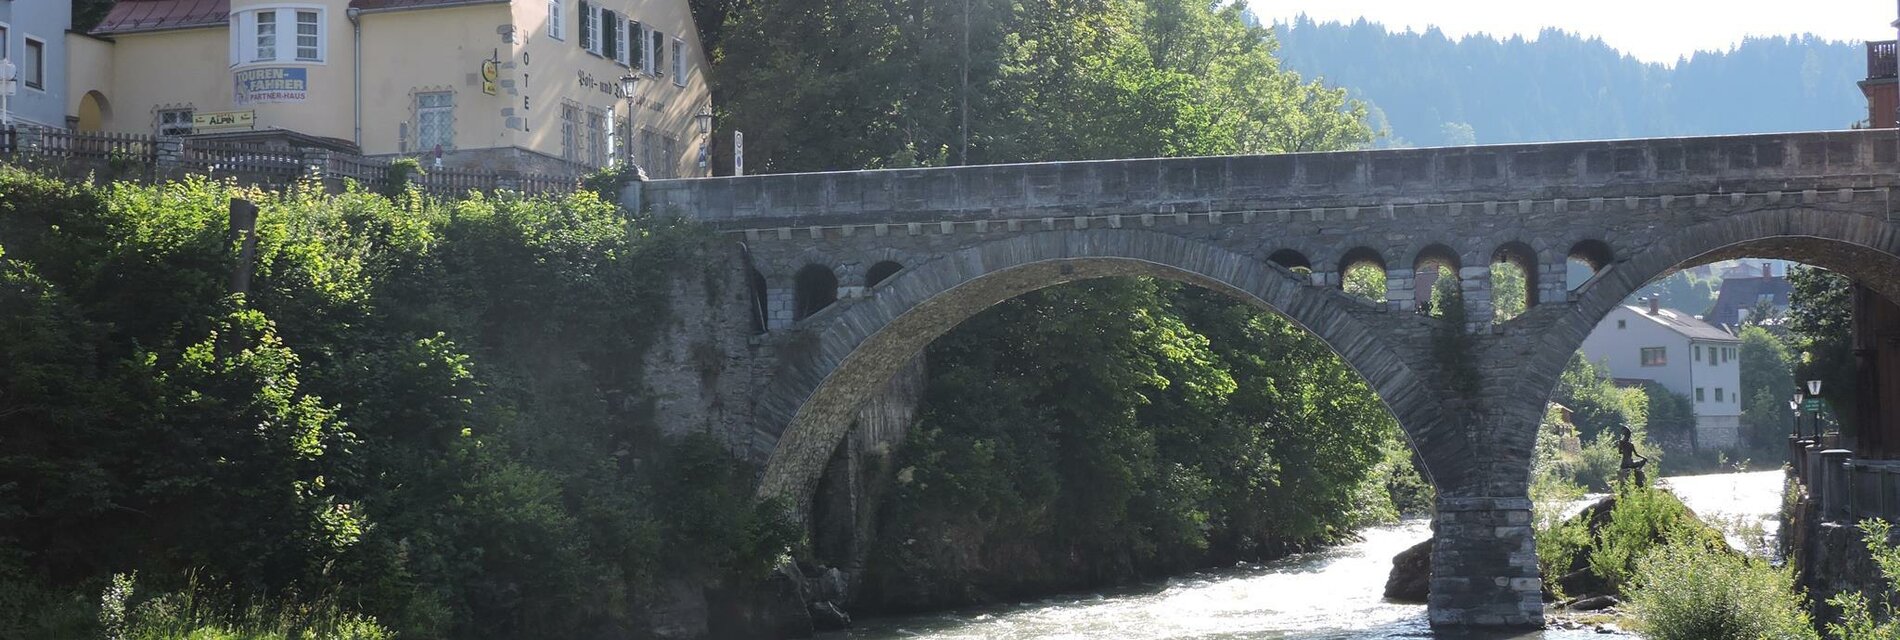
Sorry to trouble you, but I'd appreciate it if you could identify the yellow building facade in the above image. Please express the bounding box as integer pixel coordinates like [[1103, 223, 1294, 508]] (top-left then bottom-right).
[[74, 0, 712, 177]]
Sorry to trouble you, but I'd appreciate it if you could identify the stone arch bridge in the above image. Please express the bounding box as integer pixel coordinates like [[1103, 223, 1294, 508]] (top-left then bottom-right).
[[638, 129, 1900, 629]]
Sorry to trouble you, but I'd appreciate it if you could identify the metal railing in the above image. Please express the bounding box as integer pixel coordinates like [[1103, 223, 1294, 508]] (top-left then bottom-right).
[[1870, 41, 1897, 80]]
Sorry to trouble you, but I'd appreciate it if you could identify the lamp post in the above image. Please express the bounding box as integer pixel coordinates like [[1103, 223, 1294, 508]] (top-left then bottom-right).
[[1807, 379, 1824, 440], [619, 73, 641, 170], [694, 106, 714, 176], [1793, 389, 1807, 439]]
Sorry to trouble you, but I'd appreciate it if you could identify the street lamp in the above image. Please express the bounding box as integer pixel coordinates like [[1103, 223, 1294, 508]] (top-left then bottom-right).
[[694, 105, 714, 175], [619, 73, 641, 170], [1793, 389, 1807, 439], [1808, 379, 1823, 397]]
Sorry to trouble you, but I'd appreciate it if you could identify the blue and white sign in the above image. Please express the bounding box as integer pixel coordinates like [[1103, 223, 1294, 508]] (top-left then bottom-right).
[[234, 67, 308, 105]]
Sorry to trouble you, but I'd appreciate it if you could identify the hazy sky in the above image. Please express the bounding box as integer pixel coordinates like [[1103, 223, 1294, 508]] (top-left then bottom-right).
[[1250, 0, 1897, 64]]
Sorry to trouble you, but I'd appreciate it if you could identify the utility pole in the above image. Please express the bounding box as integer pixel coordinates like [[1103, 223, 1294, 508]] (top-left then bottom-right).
[[959, 0, 971, 166]]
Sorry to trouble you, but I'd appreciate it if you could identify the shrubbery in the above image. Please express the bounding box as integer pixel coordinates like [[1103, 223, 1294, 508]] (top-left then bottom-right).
[[1627, 540, 1816, 640], [0, 167, 794, 639]]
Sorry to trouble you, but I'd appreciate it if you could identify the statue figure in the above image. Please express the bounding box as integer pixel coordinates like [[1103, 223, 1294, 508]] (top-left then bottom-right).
[[1617, 425, 1649, 487]]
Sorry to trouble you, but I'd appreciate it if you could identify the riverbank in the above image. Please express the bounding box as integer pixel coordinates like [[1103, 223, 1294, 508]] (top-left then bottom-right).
[[823, 471, 1784, 639]]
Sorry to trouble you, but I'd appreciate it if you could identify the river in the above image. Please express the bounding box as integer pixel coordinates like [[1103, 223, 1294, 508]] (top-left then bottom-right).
[[820, 470, 1784, 640]]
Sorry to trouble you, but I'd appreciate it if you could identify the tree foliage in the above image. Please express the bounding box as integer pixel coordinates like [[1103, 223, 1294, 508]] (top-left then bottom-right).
[[1275, 18, 1866, 147], [859, 280, 1416, 610], [712, 0, 1371, 173], [1787, 266, 1855, 432], [0, 169, 795, 639]]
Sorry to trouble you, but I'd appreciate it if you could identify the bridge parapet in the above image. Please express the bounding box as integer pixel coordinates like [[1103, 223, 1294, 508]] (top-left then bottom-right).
[[642, 129, 1899, 227]]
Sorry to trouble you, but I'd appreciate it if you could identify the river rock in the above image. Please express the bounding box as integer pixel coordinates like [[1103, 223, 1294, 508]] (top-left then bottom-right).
[[1384, 538, 1432, 602], [810, 600, 852, 630], [1569, 594, 1620, 611]]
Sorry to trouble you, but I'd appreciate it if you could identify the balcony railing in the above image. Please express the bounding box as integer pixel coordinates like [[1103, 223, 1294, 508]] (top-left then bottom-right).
[[1870, 40, 1897, 80]]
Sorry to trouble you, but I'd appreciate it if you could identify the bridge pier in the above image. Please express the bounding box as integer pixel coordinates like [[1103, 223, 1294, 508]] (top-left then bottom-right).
[[1429, 495, 1543, 628]]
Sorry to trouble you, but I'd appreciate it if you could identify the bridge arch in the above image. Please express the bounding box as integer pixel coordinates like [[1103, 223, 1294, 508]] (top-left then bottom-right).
[[1524, 209, 1900, 431], [753, 229, 1466, 504]]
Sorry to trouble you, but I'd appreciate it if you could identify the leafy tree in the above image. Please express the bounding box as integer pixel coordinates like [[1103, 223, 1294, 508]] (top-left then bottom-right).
[[1738, 324, 1797, 458], [1787, 266, 1855, 432], [1555, 355, 1648, 443], [1492, 260, 1528, 322]]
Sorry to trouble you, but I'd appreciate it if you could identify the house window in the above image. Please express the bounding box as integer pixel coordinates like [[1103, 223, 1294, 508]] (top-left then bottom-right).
[[417, 92, 454, 152], [579, 1, 601, 55], [1715, 388, 1724, 402], [640, 128, 656, 172], [672, 38, 685, 84], [0, 24, 10, 62], [651, 29, 665, 76], [22, 37, 43, 90], [630, 21, 645, 70], [560, 103, 580, 161], [1696, 387, 1705, 402], [1640, 347, 1666, 366], [1694, 345, 1701, 362], [662, 135, 676, 178], [233, 8, 325, 64], [296, 11, 320, 61], [256, 12, 277, 61], [1617, 319, 1626, 329], [601, 10, 619, 61], [547, 0, 565, 40], [586, 108, 606, 167], [614, 18, 631, 66], [157, 108, 194, 136]]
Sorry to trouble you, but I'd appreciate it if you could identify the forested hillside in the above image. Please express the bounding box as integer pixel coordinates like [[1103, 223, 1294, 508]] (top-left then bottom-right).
[[1272, 16, 1868, 147]]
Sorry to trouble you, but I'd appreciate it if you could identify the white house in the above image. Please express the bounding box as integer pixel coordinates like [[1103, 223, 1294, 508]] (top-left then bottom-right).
[[1579, 298, 1744, 450]]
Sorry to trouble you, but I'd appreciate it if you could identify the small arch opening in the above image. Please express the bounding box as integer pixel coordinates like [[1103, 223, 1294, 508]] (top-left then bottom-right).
[[865, 261, 904, 288], [1268, 249, 1313, 274], [1338, 247, 1388, 303], [1568, 240, 1616, 292], [1413, 244, 1463, 313], [748, 268, 770, 334], [78, 91, 111, 132], [1492, 241, 1538, 322], [795, 264, 839, 320]]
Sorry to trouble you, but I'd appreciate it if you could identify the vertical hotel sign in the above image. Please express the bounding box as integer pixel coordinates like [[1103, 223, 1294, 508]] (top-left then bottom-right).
[[234, 68, 309, 105]]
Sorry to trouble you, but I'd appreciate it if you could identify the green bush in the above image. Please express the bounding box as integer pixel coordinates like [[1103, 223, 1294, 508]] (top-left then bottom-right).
[[1591, 485, 1726, 592], [1628, 540, 1816, 640], [0, 165, 783, 639], [1825, 518, 1900, 640]]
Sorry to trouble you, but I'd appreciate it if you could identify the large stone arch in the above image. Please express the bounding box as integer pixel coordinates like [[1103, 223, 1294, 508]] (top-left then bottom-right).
[[754, 229, 1464, 505], [1524, 209, 1900, 420]]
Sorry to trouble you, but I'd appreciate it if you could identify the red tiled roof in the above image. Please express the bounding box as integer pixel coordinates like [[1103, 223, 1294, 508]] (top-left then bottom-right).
[[93, 0, 507, 35], [93, 0, 229, 35]]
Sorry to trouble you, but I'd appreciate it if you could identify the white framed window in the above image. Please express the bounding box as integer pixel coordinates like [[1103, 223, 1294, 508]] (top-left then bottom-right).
[[1639, 347, 1665, 366], [614, 18, 631, 67], [256, 11, 277, 61], [157, 108, 194, 136], [231, 7, 325, 65], [0, 23, 10, 62], [22, 36, 43, 91], [671, 38, 685, 85], [295, 10, 320, 61], [631, 21, 648, 72], [547, 0, 565, 40], [417, 91, 454, 152], [579, 0, 601, 55], [560, 103, 580, 162], [586, 108, 606, 167]]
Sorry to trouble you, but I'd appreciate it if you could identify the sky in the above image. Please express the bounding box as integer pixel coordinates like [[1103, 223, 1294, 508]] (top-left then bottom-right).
[[1250, 0, 1897, 64]]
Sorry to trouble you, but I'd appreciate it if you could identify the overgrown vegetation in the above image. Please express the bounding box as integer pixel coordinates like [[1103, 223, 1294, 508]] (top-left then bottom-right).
[[0, 168, 796, 639], [856, 280, 1429, 611], [1627, 539, 1817, 640]]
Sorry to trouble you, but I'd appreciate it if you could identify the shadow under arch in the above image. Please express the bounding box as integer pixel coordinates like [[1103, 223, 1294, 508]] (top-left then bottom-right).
[[1531, 208, 1900, 418], [755, 229, 1465, 506]]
